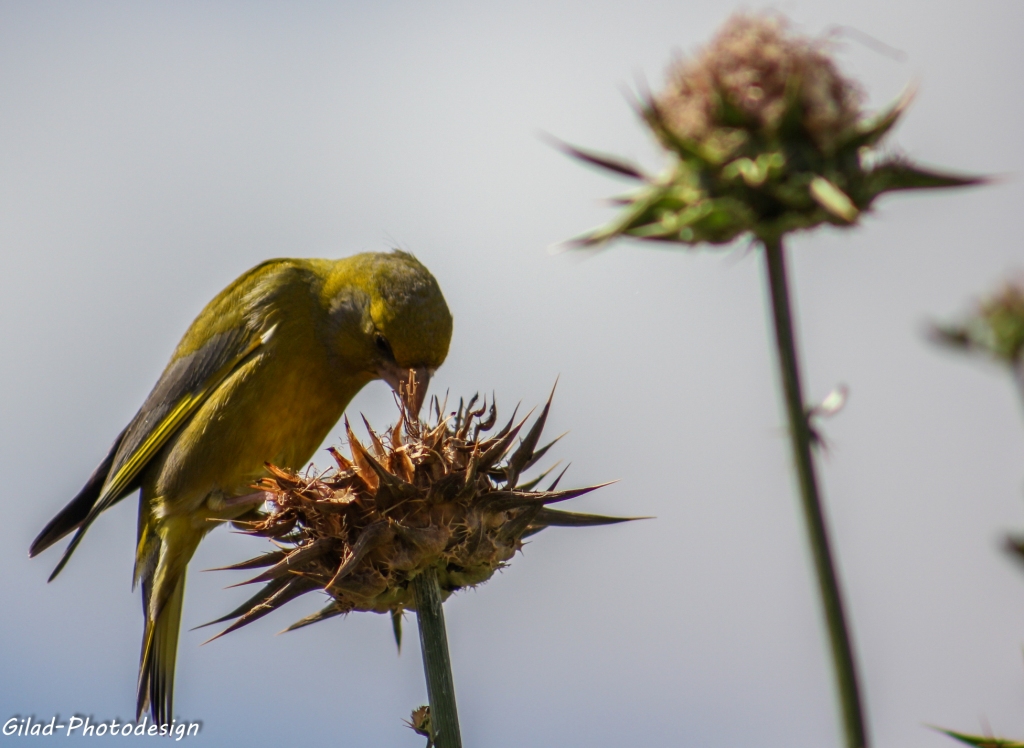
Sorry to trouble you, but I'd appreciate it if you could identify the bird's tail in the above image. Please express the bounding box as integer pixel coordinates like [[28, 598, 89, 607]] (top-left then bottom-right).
[[137, 568, 186, 725], [135, 511, 200, 725]]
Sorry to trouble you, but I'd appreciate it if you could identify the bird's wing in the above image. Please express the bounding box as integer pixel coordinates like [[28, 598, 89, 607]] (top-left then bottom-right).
[[43, 320, 278, 581], [29, 428, 128, 558]]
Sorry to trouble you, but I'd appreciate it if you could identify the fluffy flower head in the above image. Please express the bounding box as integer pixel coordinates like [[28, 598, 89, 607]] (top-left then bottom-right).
[[658, 13, 863, 151]]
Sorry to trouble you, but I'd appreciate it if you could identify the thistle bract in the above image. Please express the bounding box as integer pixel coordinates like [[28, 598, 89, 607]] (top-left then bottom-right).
[[564, 12, 980, 247], [204, 389, 632, 639]]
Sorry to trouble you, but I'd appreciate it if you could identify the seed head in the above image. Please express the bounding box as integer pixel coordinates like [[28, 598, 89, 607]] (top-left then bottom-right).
[[202, 387, 636, 640]]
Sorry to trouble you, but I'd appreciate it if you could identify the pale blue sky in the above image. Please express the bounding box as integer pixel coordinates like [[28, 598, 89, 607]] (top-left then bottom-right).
[[1, 2, 1022, 746]]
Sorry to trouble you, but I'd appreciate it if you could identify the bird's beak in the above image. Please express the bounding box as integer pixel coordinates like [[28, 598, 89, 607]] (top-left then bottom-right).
[[378, 363, 432, 416]]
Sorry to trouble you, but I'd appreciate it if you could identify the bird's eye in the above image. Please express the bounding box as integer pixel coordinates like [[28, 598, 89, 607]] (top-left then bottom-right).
[[375, 333, 394, 360]]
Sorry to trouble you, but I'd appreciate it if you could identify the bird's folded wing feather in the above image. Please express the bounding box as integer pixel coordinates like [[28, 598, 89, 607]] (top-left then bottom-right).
[[45, 321, 277, 581]]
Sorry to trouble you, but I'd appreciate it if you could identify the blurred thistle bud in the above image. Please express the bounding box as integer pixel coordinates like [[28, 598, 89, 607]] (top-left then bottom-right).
[[561, 12, 983, 247], [933, 279, 1024, 582], [932, 279, 1024, 367]]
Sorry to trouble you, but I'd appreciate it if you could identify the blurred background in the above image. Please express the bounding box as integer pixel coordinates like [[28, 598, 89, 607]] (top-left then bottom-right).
[[1, 1, 1021, 746]]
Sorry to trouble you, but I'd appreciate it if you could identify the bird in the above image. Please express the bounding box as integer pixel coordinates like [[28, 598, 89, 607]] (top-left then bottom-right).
[[29, 251, 452, 725]]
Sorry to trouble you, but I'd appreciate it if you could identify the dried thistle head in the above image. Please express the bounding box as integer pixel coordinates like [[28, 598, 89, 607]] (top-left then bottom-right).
[[203, 387, 635, 640], [933, 279, 1024, 367], [561, 12, 981, 248], [405, 706, 433, 747]]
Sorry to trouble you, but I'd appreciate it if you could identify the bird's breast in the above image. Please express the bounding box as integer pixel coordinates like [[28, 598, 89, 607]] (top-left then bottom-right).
[[146, 335, 370, 516]]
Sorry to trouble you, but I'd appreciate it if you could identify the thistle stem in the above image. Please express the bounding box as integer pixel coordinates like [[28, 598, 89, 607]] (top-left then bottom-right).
[[412, 567, 463, 748], [1012, 362, 1024, 412], [762, 237, 868, 748]]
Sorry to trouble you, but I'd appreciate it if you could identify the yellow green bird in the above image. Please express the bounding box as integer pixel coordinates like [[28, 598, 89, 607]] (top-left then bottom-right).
[[29, 251, 452, 724]]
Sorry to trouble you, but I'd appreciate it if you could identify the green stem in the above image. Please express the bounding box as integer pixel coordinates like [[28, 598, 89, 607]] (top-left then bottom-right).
[[412, 567, 463, 748], [1012, 361, 1024, 412], [762, 237, 868, 748]]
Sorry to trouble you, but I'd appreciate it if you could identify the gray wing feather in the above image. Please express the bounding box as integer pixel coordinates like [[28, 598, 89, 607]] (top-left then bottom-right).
[[42, 325, 257, 581]]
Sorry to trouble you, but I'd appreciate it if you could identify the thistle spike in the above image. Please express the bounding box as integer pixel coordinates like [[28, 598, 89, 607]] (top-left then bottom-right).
[[362, 414, 388, 459], [391, 608, 404, 653], [506, 380, 558, 488], [201, 549, 288, 573], [280, 602, 347, 634]]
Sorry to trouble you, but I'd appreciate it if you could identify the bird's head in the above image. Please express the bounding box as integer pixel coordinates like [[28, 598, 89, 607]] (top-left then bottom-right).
[[319, 251, 452, 415]]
